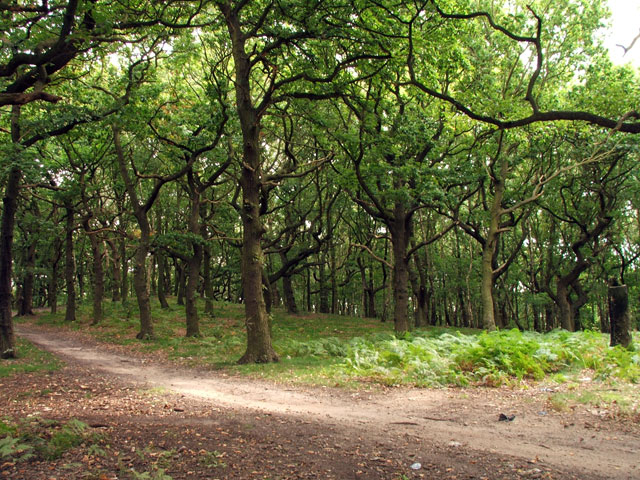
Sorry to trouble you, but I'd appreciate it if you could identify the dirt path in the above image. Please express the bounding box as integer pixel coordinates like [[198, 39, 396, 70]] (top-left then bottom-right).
[[15, 324, 640, 480]]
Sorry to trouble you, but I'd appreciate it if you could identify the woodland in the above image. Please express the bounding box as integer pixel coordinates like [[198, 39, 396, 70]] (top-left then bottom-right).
[[1, 0, 640, 366]]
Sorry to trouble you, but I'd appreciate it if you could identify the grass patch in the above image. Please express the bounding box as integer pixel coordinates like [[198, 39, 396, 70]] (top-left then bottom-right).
[[29, 299, 640, 391], [549, 383, 640, 417], [0, 338, 62, 378]]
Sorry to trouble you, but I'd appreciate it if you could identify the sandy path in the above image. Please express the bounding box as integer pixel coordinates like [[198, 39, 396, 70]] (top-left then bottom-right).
[[17, 325, 640, 479]]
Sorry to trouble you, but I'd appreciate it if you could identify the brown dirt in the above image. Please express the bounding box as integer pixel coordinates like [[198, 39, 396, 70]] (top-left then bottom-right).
[[2, 322, 639, 480]]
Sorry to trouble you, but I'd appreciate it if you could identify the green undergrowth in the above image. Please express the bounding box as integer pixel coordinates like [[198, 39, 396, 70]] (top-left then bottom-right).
[[0, 338, 62, 378], [0, 418, 100, 462], [25, 299, 640, 389], [336, 329, 640, 387]]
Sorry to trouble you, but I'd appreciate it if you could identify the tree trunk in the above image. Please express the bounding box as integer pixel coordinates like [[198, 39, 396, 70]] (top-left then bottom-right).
[[598, 298, 609, 333], [412, 252, 428, 328], [318, 251, 329, 314], [306, 267, 312, 312], [82, 216, 104, 325], [184, 182, 203, 337], [132, 226, 154, 339], [49, 239, 62, 314], [609, 283, 632, 348], [262, 269, 273, 314], [113, 125, 161, 339], [357, 257, 372, 318], [545, 304, 556, 331], [0, 165, 21, 358], [120, 235, 128, 303], [105, 239, 121, 303], [77, 242, 86, 299], [239, 180, 278, 362], [185, 249, 202, 336], [414, 285, 427, 328], [203, 245, 214, 315], [236, 115, 278, 361], [64, 204, 76, 323], [330, 242, 338, 314], [176, 262, 185, 306], [390, 206, 412, 335], [556, 280, 575, 331], [156, 251, 169, 309], [281, 273, 297, 314], [223, 2, 277, 363], [89, 237, 104, 325], [17, 240, 36, 316], [270, 278, 280, 309], [480, 159, 508, 331]]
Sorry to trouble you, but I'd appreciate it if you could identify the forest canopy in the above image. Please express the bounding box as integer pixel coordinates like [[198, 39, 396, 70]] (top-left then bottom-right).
[[1, 0, 639, 363]]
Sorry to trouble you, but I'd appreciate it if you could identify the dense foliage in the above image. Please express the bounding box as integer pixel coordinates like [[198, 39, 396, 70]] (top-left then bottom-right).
[[1, 0, 640, 363]]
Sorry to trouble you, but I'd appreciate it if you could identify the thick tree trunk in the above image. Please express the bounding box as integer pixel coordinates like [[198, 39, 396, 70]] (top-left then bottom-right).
[[0, 165, 20, 358], [223, 2, 277, 363], [390, 208, 412, 335], [130, 213, 154, 339], [113, 126, 159, 338], [556, 280, 575, 331], [132, 229, 154, 339], [236, 116, 278, 361], [239, 185, 278, 362], [609, 284, 632, 348], [64, 205, 76, 323], [480, 160, 507, 331]]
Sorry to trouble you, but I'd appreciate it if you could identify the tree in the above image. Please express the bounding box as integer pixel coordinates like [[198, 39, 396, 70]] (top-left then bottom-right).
[[540, 150, 630, 331], [217, 0, 386, 362], [332, 75, 457, 334]]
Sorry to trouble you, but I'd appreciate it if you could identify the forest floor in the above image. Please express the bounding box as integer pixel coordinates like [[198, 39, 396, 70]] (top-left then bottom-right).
[[3, 321, 639, 480]]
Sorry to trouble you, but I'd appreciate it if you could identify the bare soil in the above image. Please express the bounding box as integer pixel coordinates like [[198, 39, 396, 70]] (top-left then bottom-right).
[[3, 322, 639, 480]]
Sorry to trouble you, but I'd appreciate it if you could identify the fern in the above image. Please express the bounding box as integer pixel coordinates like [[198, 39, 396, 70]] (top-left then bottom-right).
[[0, 435, 34, 462], [335, 328, 640, 387]]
